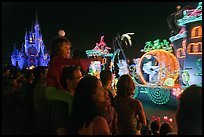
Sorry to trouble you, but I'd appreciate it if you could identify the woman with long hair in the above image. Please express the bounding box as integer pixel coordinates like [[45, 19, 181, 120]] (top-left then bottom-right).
[[71, 75, 111, 135]]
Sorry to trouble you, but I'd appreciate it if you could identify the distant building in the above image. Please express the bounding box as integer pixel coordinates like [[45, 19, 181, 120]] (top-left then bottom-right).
[[11, 14, 50, 70]]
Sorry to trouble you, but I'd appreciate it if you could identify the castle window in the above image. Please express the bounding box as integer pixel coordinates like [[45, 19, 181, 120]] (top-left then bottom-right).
[[187, 43, 194, 53], [187, 42, 202, 54], [191, 26, 202, 38]]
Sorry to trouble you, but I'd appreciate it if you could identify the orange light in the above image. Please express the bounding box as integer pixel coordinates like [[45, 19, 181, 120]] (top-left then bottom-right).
[[176, 48, 186, 58], [191, 26, 202, 39], [187, 42, 202, 54], [176, 39, 187, 58], [138, 49, 180, 85]]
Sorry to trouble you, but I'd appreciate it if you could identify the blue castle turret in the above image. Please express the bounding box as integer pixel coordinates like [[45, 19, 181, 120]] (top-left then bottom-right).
[[11, 13, 50, 69]]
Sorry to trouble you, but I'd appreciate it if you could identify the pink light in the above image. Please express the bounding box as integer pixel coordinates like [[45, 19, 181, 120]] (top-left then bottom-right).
[[169, 118, 173, 122], [152, 116, 155, 120], [156, 117, 160, 121], [164, 116, 168, 120]]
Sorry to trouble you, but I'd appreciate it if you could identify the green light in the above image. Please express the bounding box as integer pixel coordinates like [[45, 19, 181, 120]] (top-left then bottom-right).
[[147, 88, 171, 105], [163, 78, 175, 86], [86, 50, 113, 57], [141, 39, 173, 53], [194, 58, 202, 86]]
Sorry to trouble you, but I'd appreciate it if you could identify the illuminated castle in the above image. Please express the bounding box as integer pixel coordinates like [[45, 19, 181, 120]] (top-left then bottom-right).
[[11, 14, 50, 69], [169, 2, 202, 86]]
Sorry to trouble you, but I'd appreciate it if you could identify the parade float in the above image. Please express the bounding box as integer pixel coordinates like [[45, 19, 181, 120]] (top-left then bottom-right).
[[168, 2, 202, 88], [86, 2, 202, 105], [130, 39, 181, 104], [130, 2, 202, 104], [86, 36, 113, 78]]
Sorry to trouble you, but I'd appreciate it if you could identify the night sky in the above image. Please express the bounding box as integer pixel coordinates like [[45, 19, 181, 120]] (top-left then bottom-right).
[[2, 2, 198, 65]]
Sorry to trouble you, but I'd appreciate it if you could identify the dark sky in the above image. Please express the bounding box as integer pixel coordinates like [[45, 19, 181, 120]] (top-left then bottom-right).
[[2, 2, 198, 64]]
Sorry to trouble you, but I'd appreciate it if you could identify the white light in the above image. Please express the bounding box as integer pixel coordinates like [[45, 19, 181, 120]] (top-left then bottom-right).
[[126, 33, 134, 35], [58, 30, 65, 37]]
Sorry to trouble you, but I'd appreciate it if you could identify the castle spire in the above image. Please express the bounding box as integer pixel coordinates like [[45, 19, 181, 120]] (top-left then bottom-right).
[[25, 29, 28, 40], [12, 44, 18, 56]]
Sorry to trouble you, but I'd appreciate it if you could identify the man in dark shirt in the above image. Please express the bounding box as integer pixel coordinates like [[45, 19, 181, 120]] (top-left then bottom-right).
[[48, 66, 83, 135]]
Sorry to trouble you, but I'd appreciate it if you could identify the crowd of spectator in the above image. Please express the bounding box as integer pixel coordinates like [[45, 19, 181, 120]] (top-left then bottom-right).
[[2, 35, 202, 135]]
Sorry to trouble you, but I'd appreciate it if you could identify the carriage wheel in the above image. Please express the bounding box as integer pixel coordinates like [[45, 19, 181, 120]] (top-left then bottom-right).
[[147, 88, 171, 104]]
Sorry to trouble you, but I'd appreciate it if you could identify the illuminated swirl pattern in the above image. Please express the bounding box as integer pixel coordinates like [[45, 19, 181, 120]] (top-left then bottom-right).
[[147, 88, 171, 104]]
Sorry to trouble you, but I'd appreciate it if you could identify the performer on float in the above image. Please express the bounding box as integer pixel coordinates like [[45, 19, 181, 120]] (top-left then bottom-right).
[[142, 55, 159, 84]]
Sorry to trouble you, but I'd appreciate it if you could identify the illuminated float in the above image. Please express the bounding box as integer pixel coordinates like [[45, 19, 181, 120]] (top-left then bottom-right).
[[86, 36, 113, 78], [131, 39, 181, 104], [131, 2, 202, 104], [85, 2, 202, 105], [111, 33, 134, 77], [138, 40, 180, 86], [168, 2, 202, 87]]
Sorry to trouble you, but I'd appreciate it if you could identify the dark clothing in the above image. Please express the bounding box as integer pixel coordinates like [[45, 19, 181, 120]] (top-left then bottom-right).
[[19, 82, 36, 134], [107, 90, 114, 106], [33, 80, 50, 134], [48, 100, 71, 134], [99, 105, 118, 135], [2, 90, 20, 134], [113, 96, 140, 135]]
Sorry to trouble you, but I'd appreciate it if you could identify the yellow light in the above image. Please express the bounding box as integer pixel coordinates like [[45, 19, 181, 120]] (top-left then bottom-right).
[[187, 42, 202, 54], [191, 26, 202, 39], [138, 49, 180, 85]]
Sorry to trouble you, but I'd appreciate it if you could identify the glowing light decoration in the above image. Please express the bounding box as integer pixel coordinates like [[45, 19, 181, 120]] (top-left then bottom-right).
[[152, 116, 161, 121], [141, 39, 173, 53], [168, 118, 173, 123], [130, 58, 141, 79], [86, 36, 113, 58], [176, 39, 187, 58], [29, 65, 35, 70], [172, 87, 183, 98], [163, 78, 175, 86], [89, 61, 101, 78], [169, 30, 187, 42], [121, 33, 134, 46], [191, 26, 202, 38], [163, 116, 168, 120], [117, 59, 129, 77], [163, 116, 173, 123], [138, 49, 180, 86], [177, 2, 202, 26], [181, 70, 190, 86], [187, 42, 202, 54], [169, 3, 202, 87], [194, 58, 202, 86], [147, 87, 171, 105]]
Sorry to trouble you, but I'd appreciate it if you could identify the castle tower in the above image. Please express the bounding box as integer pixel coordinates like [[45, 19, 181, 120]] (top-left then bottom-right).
[[169, 2, 202, 87], [11, 12, 50, 69]]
